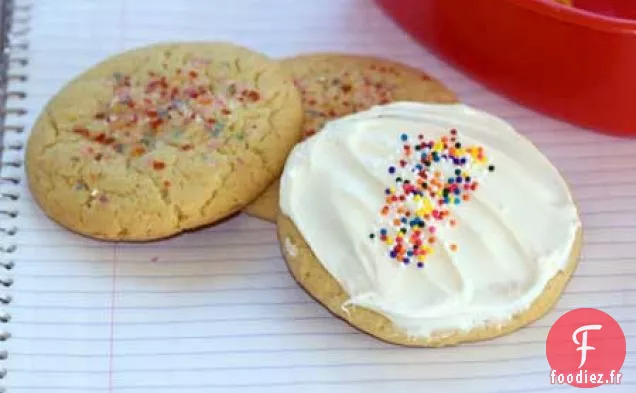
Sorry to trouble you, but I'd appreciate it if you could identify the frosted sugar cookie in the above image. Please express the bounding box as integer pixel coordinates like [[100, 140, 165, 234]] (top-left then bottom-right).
[[278, 102, 582, 346], [25, 42, 303, 240], [244, 54, 456, 221]]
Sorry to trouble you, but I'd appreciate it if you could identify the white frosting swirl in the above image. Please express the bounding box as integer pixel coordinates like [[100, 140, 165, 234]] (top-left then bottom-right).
[[280, 102, 581, 338]]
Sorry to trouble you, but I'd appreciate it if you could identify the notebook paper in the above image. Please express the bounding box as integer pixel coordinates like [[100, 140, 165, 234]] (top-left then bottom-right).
[[1, 0, 635, 391]]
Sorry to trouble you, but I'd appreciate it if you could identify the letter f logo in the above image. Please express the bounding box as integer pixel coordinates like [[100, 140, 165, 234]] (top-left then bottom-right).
[[572, 324, 602, 368]]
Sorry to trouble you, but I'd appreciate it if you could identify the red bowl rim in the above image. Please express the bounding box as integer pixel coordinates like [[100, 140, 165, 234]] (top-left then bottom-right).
[[509, 0, 636, 33]]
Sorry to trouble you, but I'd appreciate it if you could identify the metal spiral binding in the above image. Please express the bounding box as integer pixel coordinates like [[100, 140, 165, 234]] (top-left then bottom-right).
[[1, 0, 30, 386]]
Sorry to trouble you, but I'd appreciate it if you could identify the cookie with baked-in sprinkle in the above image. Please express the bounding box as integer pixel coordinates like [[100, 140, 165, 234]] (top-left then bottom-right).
[[244, 54, 457, 222], [25, 42, 303, 240]]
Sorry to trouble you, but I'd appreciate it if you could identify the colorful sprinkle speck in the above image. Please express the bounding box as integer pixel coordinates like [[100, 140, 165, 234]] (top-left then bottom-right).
[[152, 160, 166, 171], [370, 130, 495, 268], [73, 181, 87, 191]]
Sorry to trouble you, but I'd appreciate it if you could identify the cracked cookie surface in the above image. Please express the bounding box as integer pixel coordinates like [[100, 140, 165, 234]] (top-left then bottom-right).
[[25, 42, 303, 240], [244, 53, 457, 222]]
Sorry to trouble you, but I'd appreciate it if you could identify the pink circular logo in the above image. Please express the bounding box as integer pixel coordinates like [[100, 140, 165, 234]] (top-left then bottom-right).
[[546, 308, 626, 388]]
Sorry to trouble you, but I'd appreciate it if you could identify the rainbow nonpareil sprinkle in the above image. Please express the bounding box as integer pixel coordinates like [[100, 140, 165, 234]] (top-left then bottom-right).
[[370, 129, 495, 268]]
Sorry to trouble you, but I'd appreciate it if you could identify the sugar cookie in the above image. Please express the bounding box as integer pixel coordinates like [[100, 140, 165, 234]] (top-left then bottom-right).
[[26, 42, 303, 240], [278, 102, 582, 346]]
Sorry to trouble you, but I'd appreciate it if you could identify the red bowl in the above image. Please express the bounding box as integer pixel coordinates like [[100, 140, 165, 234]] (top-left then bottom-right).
[[376, 0, 636, 136]]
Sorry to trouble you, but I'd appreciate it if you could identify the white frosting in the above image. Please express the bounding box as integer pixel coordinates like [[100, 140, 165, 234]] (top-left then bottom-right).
[[280, 102, 581, 338]]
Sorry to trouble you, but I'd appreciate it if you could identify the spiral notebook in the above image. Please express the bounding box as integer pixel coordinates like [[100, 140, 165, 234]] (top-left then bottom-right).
[[0, 0, 634, 392]]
